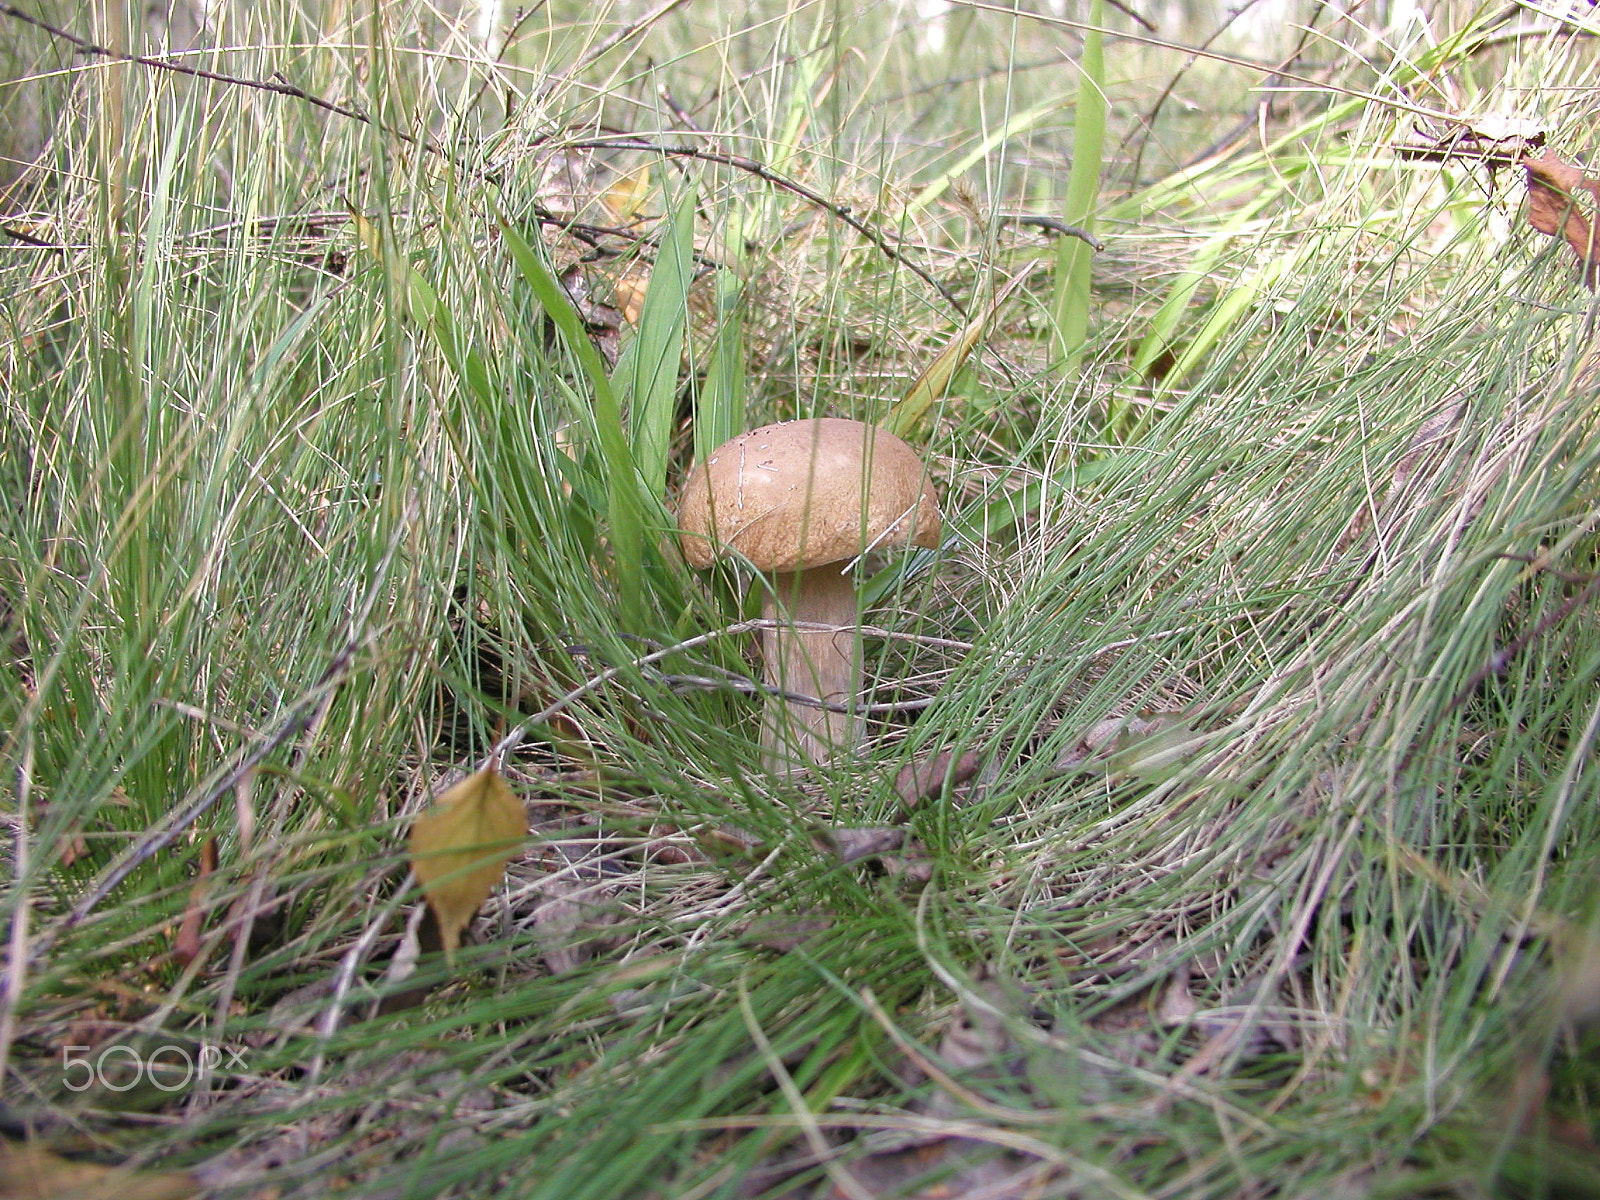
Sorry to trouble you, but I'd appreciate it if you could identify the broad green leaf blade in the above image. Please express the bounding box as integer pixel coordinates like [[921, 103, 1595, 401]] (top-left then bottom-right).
[[1050, 0, 1105, 370], [498, 216, 617, 411], [1158, 251, 1291, 391], [696, 265, 746, 463], [904, 96, 1068, 218], [499, 214, 650, 625], [1127, 191, 1280, 381], [614, 187, 697, 497]]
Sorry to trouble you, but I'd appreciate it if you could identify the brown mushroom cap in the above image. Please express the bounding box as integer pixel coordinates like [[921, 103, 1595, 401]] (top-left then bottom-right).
[[677, 418, 940, 573]]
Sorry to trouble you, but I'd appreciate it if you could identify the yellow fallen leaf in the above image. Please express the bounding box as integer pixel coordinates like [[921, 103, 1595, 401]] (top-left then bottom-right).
[[409, 767, 526, 958], [602, 163, 652, 223], [886, 267, 1031, 438], [0, 1140, 199, 1200]]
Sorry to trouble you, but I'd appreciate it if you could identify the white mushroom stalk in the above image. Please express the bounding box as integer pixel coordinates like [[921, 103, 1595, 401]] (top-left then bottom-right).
[[762, 562, 861, 764], [676, 418, 941, 770]]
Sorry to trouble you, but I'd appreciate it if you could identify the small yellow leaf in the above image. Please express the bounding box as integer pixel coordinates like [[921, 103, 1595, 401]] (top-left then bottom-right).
[[409, 767, 526, 957], [887, 268, 1031, 438], [345, 202, 442, 324], [0, 1140, 199, 1200], [602, 163, 652, 223]]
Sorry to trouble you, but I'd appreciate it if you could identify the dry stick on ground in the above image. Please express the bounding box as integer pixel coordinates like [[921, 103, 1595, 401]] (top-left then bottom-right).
[[995, 213, 1103, 249], [533, 0, 696, 102]]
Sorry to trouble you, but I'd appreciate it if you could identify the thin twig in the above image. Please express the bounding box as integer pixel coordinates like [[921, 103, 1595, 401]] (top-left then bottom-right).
[[0, 5, 437, 155], [0, 222, 60, 250], [1495, 551, 1600, 587], [2, 4, 948, 308], [656, 672, 940, 713], [996, 213, 1104, 251], [466, 0, 551, 113], [657, 85, 708, 135], [556, 0, 696, 86], [491, 615, 974, 767], [558, 135, 967, 315], [1121, 0, 1275, 187], [958, 0, 1460, 123], [488, 620, 764, 767]]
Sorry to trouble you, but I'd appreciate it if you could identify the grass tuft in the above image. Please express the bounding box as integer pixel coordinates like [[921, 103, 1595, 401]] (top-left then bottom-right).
[[3, 1, 1600, 1196]]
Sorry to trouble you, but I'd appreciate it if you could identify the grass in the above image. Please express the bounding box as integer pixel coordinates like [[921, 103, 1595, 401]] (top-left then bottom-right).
[[3, 0, 1600, 1197]]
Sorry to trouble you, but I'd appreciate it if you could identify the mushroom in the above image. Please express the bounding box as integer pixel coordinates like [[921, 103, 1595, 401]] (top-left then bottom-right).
[[676, 418, 941, 767]]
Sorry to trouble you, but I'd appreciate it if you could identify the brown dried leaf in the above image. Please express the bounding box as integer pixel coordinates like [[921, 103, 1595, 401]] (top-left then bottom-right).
[[1156, 964, 1200, 1025], [0, 1141, 200, 1200], [878, 852, 934, 884], [1523, 151, 1600, 288], [533, 876, 621, 975], [172, 836, 217, 967], [816, 826, 905, 863], [702, 821, 765, 856], [745, 913, 835, 953], [610, 268, 650, 327], [887, 268, 1032, 437], [1054, 711, 1199, 775], [892, 749, 982, 809], [601, 163, 652, 224], [555, 266, 623, 366], [408, 767, 526, 958]]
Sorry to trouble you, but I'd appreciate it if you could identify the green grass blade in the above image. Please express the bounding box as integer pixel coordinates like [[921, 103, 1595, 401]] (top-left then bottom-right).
[[612, 186, 697, 497], [499, 215, 650, 626], [497, 218, 619, 414], [697, 263, 747, 460], [1050, 0, 1105, 370]]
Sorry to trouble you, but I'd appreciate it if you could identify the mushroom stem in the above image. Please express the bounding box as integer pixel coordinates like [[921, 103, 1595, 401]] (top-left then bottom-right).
[[762, 564, 861, 768]]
